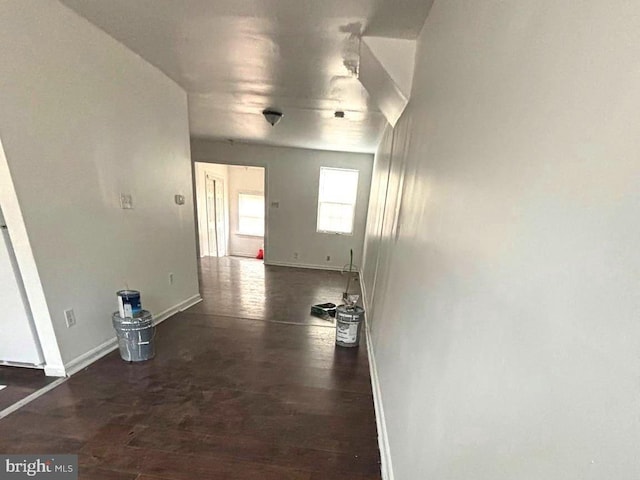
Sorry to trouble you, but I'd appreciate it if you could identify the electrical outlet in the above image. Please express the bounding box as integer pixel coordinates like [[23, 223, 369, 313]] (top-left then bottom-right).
[[326, 255, 331, 261], [293, 252, 299, 260], [169, 272, 174, 285], [64, 309, 76, 328]]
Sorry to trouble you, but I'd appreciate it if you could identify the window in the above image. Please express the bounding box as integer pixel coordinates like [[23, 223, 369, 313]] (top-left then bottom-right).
[[238, 193, 264, 236], [317, 167, 359, 234]]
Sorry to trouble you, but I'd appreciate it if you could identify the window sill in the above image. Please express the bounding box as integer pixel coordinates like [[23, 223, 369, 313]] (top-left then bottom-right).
[[316, 230, 353, 236], [236, 232, 264, 238]]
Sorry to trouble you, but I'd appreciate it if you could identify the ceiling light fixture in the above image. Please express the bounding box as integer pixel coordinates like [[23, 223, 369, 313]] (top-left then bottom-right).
[[262, 109, 283, 126]]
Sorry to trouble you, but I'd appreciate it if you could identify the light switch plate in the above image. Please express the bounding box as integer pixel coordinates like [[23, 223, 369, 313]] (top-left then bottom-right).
[[174, 194, 185, 205]]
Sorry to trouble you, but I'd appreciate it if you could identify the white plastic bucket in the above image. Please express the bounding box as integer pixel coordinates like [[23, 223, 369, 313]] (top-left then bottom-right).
[[335, 305, 365, 347]]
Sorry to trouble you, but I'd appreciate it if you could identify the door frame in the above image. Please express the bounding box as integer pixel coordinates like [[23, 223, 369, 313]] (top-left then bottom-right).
[[204, 173, 227, 257], [193, 161, 267, 262], [0, 137, 65, 376]]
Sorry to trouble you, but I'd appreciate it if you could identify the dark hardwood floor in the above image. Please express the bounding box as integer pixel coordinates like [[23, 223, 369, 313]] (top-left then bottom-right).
[[191, 256, 359, 326], [0, 257, 380, 479], [0, 366, 58, 412]]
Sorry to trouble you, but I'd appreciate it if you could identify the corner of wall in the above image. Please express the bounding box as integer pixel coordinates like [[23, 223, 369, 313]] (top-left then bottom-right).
[[361, 280, 394, 480], [0, 137, 65, 375]]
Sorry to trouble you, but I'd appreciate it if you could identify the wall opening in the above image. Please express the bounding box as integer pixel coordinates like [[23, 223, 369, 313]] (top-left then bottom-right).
[[194, 162, 266, 260]]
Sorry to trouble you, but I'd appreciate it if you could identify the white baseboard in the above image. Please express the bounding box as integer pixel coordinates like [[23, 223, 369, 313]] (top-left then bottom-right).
[[360, 272, 371, 315], [3, 294, 203, 419], [152, 294, 203, 326], [64, 294, 203, 377], [362, 286, 394, 480], [265, 260, 358, 272], [64, 336, 118, 377], [43, 365, 67, 377], [228, 252, 258, 258]]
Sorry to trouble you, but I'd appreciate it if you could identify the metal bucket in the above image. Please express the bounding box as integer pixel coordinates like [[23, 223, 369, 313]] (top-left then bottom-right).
[[117, 289, 142, 318], [112, 310, 155, 362], [335, 305, 365, 347]]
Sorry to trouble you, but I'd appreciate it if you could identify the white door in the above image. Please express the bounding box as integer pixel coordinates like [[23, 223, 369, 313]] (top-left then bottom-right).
[[214, 179, 226, 257], [205, 175, 218, 256], [0, 220, 43, 366], [205, 174, 226, 257]]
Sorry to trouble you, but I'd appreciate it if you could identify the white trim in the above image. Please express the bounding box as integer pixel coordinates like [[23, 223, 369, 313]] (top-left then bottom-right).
[[265, 260, 359, 272], [64, 336, 118, 377], [0, 377, 67, 420], [204, 173, 228, 257], [0, 294, 204, 420], [227, 251, 261, 259], [237, 190, 265, 237], [360, 268, 371, 318], [233, 233, 264, 239], [43, 365, 66, 377], [64, 294, 202, 376], [0, 137, 65, 374], [362, 287, 394, 480], [316, 166, 359, 235], [152, 294, 202, 326]]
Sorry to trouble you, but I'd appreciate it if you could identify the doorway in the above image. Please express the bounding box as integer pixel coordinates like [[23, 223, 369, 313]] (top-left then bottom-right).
[[193, 161, 267, 322], [194, 162, 265, 260]]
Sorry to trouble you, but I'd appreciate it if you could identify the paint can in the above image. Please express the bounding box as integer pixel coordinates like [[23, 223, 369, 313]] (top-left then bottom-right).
[[112, 310, 155, 362], [117, 290, 141, 318], [335, 305, 365, 347]]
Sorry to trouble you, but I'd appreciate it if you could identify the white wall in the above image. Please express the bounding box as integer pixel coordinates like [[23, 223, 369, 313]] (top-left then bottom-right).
[[191, 139, 373, 270], [194, 162, 229, 257], [228, 166, 265, 258], [0, 1, 199, 369], [363, 1, 640, 479]]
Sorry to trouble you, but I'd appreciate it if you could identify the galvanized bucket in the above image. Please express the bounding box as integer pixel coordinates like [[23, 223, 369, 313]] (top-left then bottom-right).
[[335, 305, 365, 347], [112, 310, 155, 362]]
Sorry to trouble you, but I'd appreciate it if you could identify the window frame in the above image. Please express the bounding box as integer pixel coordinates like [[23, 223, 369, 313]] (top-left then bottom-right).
[[316, 167, 359, 236], [237, 191, 265, 237]]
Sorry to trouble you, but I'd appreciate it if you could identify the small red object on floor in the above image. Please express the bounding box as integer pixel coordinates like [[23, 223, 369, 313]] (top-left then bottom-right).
[[256, 248, 264, 259]]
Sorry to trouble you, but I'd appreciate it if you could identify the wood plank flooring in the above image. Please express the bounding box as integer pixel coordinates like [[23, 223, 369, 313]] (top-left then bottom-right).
[[191, 256, 359, 326], [0, 257, 380, 479], [0, 365, 57, 412]]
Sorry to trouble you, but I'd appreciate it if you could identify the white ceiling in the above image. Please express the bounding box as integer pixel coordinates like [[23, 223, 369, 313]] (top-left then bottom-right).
[[59, 0, 431, 153]]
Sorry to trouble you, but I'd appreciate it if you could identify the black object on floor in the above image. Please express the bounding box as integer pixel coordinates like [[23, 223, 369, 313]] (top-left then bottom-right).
[[310, 302, 337, 319]]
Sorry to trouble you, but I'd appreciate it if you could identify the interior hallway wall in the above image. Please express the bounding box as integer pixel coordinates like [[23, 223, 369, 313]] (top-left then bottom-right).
[[362, 1, 640, 478], [191, 139, 373, 270], [0, 1, 199, 369]]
